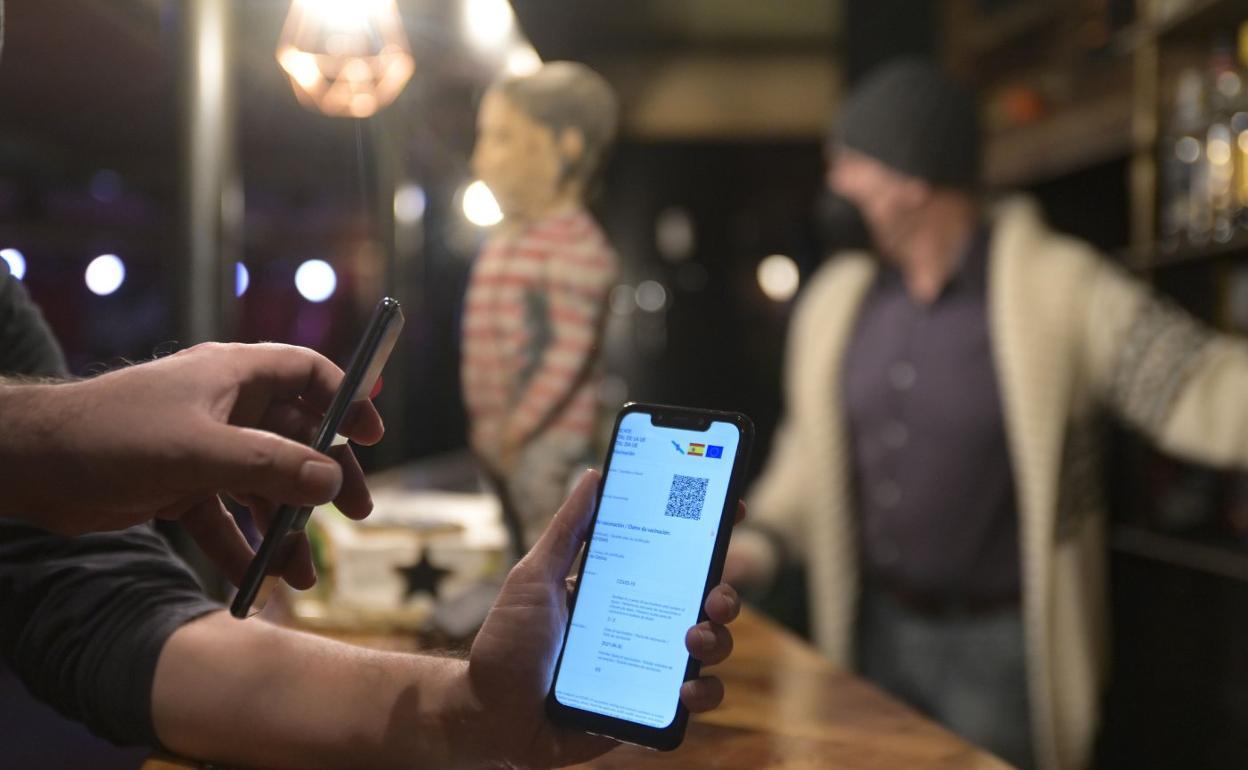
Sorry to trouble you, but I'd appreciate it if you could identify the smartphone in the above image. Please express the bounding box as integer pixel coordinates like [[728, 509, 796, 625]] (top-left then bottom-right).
[[230, 297, 404, 619], [546, 402, 754, 750]]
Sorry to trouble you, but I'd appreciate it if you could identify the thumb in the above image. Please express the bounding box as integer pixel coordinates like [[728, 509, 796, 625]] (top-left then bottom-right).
[[524, 469, 600, 581], [196, 423, 343, 507]]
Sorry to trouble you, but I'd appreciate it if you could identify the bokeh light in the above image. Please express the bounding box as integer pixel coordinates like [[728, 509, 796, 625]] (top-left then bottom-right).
[[85, 254, 126, 296], [1, 248, 27, 280], [462, 180, 503, 227], [394, 183, 427, 225], [236, 262, 250, 297], [295, 259, 337, 302], [463, 0, 514, 51], [757, 254, 799, 302]]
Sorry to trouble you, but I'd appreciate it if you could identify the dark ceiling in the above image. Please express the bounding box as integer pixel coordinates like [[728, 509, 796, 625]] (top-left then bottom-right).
[[0, 0, 841, 203]]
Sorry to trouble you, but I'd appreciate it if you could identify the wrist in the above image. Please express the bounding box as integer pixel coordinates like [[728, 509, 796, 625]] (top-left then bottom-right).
[[389, 656, 498, 769]]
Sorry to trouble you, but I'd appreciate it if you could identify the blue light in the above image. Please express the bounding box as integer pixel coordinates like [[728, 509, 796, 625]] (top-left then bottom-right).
[[236, 262, 250, 297]]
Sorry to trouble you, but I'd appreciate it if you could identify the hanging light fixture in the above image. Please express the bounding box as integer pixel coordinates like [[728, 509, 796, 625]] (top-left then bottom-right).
[[276, 0, 415, 119]]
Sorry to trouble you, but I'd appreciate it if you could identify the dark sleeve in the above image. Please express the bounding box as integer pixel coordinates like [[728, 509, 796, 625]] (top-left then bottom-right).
[[0, 258, 69, 377], [0, 522, 223, 746], [0, 260, 222, 746]]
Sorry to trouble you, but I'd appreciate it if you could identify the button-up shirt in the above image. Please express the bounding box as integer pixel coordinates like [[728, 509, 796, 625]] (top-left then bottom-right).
[[842, 228, 1020, 603]]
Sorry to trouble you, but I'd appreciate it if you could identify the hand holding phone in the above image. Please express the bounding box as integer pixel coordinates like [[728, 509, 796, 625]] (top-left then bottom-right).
[[546, 403, 754, 750], [461, 462, 745, 768]]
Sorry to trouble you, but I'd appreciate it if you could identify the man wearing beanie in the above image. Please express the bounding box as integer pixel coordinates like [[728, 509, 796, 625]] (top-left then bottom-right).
[[729, 58, 1248, 770]]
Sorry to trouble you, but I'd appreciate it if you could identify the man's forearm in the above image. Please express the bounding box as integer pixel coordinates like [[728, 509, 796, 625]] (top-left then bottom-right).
[[152, 611, 491, 770], [0, 380, 86, 529]]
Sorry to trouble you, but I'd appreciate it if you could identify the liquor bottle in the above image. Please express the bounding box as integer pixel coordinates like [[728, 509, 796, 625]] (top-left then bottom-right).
[[1186, 66, 1213, 247], [1233, 22, 1248, 232], [1207, 38, 1241, 243], [1160, 69, 1207, 250]]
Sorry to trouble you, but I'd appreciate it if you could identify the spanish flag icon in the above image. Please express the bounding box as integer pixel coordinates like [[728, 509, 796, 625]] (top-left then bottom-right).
[[688, 443, 706, 456]]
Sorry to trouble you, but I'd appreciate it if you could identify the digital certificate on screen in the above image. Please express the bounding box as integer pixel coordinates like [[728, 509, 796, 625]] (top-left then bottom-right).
[[554, 412, 740, 727]]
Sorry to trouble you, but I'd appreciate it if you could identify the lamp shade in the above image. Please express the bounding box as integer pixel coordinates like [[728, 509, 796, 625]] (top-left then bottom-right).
[[276, 0, 414, 118]]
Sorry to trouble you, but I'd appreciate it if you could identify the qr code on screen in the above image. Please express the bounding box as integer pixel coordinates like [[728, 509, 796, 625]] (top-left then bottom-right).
[[664, 474, 709, 521]]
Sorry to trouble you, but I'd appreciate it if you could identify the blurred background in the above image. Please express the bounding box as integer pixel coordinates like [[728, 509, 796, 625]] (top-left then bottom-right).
[[2, 0, 1248, 767]]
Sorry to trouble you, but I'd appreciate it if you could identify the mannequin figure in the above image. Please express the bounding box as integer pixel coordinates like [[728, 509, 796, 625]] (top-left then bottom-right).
[[462, 61, 619, 549]]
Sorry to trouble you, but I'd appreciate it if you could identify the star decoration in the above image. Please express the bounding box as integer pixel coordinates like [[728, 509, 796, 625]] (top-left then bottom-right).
[[396, 548, 452, 601]]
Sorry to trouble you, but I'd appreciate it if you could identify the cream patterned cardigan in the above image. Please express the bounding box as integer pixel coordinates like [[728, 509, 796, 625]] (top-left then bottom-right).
[[748, 197, 1248, 770]]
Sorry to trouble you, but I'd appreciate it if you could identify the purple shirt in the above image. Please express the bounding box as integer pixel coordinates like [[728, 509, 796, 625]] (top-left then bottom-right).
[[842, 229, 1021, 603]]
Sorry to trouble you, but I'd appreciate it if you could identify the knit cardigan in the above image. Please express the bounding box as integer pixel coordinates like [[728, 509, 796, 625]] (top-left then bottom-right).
[[748, 197, 1248, 770]]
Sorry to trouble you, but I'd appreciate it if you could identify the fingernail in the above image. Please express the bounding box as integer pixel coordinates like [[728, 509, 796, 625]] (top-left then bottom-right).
[[698, 628, 714, 648], [299, 460, 340, 498]]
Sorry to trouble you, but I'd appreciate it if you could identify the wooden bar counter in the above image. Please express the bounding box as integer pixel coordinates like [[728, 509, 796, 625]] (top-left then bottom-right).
[[567, 606, 1011, 770], [147, 458, 1010, 768], [145, 606, 1010, 770]]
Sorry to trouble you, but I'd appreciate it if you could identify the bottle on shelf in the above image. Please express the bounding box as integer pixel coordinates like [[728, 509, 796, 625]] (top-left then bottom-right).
[[1207, 37, 1242, 243], [1233, 22, 1248, 233], [1160, 68, 1208, 250]]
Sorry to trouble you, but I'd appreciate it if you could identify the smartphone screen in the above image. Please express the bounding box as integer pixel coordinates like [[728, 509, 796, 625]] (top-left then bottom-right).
[[552, 409, 744, 731]]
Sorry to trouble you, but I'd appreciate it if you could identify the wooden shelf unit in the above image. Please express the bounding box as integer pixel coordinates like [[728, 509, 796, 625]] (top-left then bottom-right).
[[1111, 524, 1248, 583], [948, 0, 1248, 569], [947, 0, 1247, 265]]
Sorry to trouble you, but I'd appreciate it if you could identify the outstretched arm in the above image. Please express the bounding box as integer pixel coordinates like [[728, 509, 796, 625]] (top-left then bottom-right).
[[152, 471, 742, 769]]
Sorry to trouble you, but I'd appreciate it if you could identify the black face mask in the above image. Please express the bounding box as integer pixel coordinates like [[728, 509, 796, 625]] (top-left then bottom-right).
[[814, 190, 873, 256]]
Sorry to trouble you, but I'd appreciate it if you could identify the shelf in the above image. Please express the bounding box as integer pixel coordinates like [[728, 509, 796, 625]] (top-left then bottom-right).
[[960, 0, 1059, 56], [1116, 0, 1245, 52], [1151, 0, 1245, 44], [1112, 524, 1248, 582], [1125, 231, 1248, 270], [985, 90, 1135, 188]]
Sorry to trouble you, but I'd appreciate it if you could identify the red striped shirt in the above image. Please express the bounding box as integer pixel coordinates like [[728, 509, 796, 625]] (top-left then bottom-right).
[[462, 208, 617, 449]]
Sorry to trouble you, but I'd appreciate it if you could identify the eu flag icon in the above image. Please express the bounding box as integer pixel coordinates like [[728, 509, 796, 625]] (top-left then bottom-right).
[[707, 445, 723, 459]]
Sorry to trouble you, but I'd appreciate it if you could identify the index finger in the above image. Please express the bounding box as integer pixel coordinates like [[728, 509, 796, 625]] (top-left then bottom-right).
[[231, 344, 385, 445]]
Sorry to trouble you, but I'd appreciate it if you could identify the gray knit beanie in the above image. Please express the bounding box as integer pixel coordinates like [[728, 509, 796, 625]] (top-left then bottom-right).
[[834, 58, 981, 190]]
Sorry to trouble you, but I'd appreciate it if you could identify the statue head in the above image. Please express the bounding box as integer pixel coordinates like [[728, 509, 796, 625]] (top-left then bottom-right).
[[471, 61, 618, 222]]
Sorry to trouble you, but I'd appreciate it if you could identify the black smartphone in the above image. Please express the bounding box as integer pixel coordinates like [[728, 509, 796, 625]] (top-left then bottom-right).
[[230, 297, 404, 619], [546, 402, 754, 750]]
